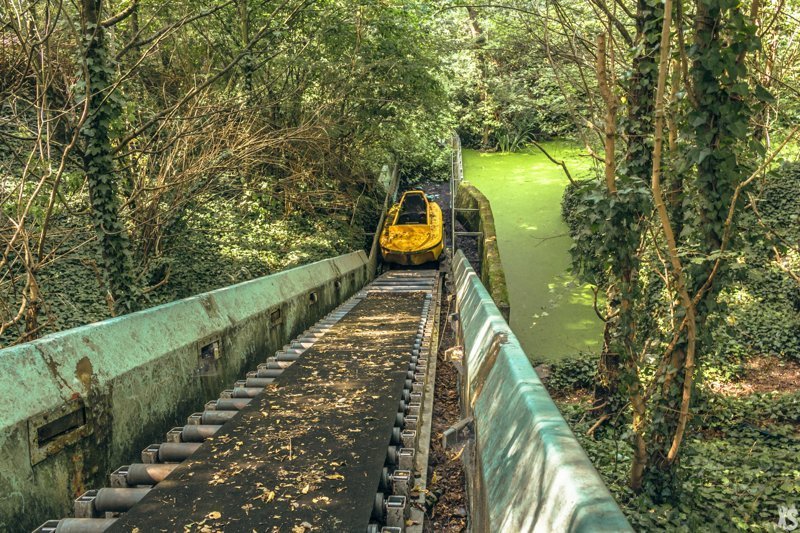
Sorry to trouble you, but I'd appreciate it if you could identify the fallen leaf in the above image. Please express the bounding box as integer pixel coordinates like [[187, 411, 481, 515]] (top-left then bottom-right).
[[450, 447, 465, 462], [256, 489, 276, 503], [207, 511, 221, 519]]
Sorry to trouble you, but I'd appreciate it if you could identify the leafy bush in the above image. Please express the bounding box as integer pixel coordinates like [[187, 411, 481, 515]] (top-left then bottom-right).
[[700, 322, 749, 382], [758, 161, 800, 230], [712, 161, 800, 363], [398, 138, 451, 185], [561, 180, 587, 236], [546, 354, 598, 393], [561, 178, 650, 289], [559, 391, 800, 531]]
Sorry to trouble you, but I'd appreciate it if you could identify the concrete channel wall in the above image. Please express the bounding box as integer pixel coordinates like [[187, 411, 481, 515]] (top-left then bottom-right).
[[0, 251, 369, 532], [453, 250, 632, 532], [455, 181, 511, 321]]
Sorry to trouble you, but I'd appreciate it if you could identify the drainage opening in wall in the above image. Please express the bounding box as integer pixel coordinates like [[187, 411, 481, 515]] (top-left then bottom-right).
[[308, 291, 318, 304], [334, 280, 342, 291], [28, 397, 92, 465], [196, 338, 222, 376]]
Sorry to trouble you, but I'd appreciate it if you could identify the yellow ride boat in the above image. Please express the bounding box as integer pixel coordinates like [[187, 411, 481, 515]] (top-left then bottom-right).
[[380, 190, 444, 266]]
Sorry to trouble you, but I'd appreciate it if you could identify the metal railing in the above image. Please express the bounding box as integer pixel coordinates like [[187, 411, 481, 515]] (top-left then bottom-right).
[[450, 133, 482, 255], [452, 251, 632, 532], [368, 161, 400, 278]]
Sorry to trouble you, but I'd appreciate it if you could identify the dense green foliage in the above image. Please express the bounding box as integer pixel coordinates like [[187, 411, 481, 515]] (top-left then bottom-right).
[[3, 0, 800, 528], [0, 0, 454, 345], [562, 163, 800, 358], [725, 162, 800, 363], [563, 161, 800, 373], [561, 390, 800, 530], [555, 160, 800, 523], [557, 157, 800, 526], [451, 8, 579, 149], [545, 354, 599, 393]]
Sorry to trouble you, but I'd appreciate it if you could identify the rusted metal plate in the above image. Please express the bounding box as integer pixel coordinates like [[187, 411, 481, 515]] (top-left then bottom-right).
[[28, 397, 92, 465]]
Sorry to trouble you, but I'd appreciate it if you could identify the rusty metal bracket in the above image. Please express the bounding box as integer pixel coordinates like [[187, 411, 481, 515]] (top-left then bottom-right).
[[442, 416, 474, 449]]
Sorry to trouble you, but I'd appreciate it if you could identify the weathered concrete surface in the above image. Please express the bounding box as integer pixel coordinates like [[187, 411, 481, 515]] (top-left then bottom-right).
[[453, 251, 631, 532], [0, 252, 368, 532], [455, 181, 511, 321], [368, 162, 399, 278]]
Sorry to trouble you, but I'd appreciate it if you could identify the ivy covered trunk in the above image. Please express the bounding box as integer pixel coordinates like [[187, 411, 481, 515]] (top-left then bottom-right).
[[593, 0, 661, 438], [593, 286, 622, 417], [644, 0, 759, 498], [624, 0, 661, 182], [80, 0, 138, 315]]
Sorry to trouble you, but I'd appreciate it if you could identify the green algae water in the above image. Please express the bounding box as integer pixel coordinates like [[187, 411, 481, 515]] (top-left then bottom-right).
[[462, 141, 603, 361]]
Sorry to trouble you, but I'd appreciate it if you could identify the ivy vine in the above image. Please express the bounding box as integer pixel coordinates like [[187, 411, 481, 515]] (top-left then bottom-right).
[[78, 8, 138, 314]]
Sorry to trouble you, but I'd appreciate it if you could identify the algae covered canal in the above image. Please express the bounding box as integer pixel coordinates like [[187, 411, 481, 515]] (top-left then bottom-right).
[[462, 141, 603, 361]]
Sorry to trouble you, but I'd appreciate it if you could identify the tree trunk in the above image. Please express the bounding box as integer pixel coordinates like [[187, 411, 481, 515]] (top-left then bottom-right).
[[629, 377, 648, 490], [81, 0, 138, 315], [237, 0, 253, 94], [623, 0, 661, 183], [23, 270, 41, 340], [466, 7, 491, 149]]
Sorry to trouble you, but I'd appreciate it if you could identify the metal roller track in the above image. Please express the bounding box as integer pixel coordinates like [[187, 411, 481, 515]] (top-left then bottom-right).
[[34, 288, 366, 532], [35, 269, 442, 533], [366, 270, 441, 533]]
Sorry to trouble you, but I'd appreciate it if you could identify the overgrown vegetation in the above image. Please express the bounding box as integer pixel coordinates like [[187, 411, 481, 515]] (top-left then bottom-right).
[[4, 0, 800, 528], [559, 389, 800, 530], [555, 161, 800, 526], [547, 114, 800, 531], [452, 7, 579, 149], [0, 1, 454, 346], [456, 0, 800, 528]]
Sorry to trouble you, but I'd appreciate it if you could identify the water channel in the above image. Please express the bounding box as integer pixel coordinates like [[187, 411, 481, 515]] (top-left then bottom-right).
[[462, 141, 603, 361]]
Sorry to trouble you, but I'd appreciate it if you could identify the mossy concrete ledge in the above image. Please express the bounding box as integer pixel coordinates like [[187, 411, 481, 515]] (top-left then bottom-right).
[[0, 251, 368, 532], [455, 181, 511, 321], [453, 250, 631, 532]]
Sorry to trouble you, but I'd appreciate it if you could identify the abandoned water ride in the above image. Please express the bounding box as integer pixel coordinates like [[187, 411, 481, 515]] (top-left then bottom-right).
[[379, 190, 444, 266]]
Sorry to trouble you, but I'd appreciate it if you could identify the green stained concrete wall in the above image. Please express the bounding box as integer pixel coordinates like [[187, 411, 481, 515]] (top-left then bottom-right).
[[0, 251, 368, 532], [453, 250, 631, 532], [455, 181, 511, 321]]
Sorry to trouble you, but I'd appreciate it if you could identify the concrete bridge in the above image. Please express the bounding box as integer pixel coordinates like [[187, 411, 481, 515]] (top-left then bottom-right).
[[0, 142, 631, 532], [0, 254, 631, 532]]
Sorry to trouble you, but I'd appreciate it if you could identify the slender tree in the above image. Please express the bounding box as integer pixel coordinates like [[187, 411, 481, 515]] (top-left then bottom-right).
[[80, 0, 138, 314]]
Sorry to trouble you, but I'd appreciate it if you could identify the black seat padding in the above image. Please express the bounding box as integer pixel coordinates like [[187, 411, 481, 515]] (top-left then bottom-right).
[[397, 194, 427, 225]]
